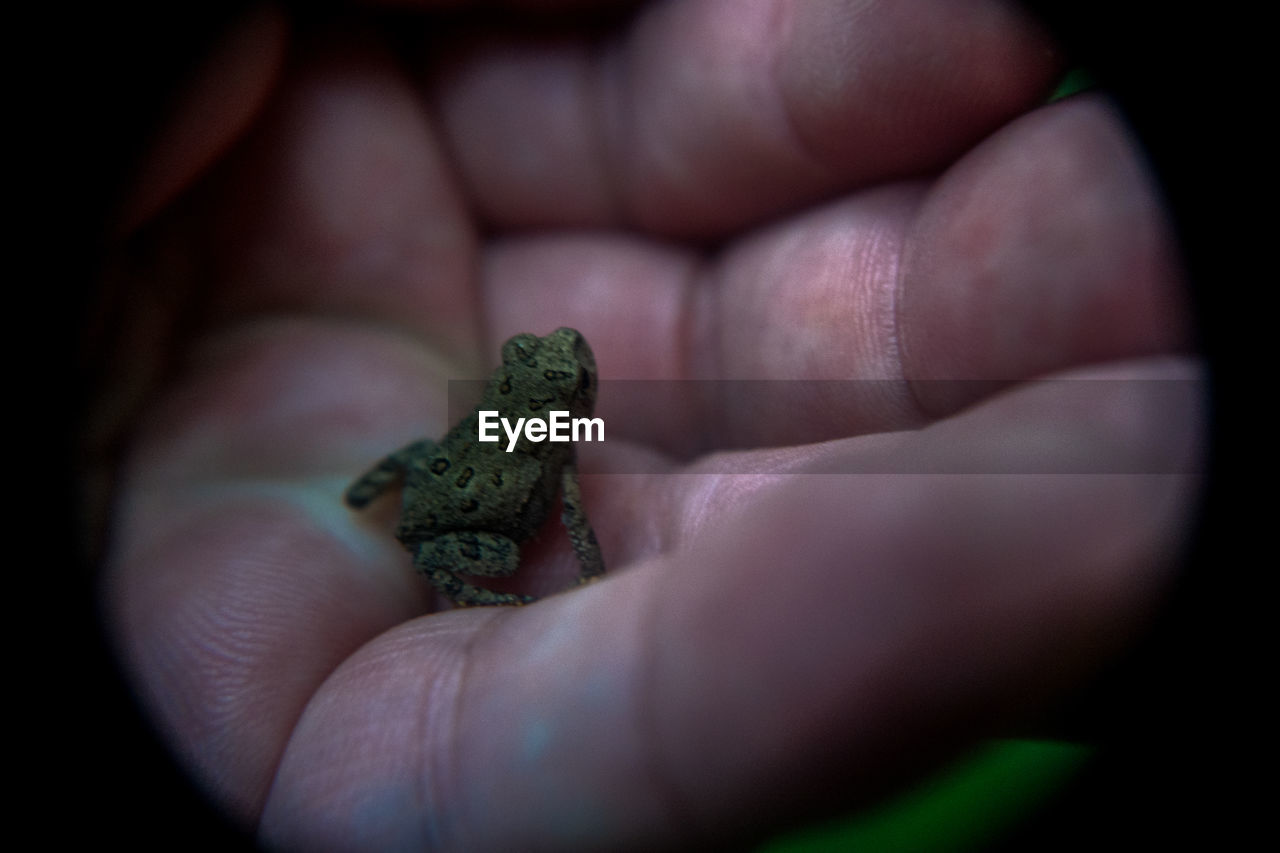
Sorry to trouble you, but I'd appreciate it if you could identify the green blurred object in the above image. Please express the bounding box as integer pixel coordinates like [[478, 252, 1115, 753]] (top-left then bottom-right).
[[759, 739, 1091, 853], [1049, 67, 1098, 101]]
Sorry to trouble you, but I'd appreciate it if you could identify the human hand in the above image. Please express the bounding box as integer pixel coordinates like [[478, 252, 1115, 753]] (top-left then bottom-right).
[[96, 1, 1201, 848]]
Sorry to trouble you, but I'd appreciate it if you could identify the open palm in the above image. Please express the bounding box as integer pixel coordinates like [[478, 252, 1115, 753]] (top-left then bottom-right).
[[99, 2, 1201, 848]]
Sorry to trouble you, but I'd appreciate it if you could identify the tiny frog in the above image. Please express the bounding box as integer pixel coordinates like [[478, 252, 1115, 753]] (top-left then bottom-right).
[[345, 327, 605, 606]]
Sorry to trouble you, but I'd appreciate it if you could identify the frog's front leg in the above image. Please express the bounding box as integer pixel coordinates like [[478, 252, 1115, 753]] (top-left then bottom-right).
[[560, 459, 605, 584], [415, 532, 534, 606], [345, 439, 437, 508]]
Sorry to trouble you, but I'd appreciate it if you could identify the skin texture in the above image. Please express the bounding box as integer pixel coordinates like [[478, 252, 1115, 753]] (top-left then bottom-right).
[[92, 1, 1201, 849], [344, 328, 605, 606]]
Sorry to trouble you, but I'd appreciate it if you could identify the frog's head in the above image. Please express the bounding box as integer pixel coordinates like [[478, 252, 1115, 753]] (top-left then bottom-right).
[[498, 327, 598, 419]]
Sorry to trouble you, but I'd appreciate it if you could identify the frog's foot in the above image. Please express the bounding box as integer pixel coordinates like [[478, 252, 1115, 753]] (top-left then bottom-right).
[[346, 439, 437, 508], [426, 569, 535, 607]]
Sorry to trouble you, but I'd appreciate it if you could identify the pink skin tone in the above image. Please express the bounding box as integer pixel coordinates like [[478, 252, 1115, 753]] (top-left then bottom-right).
[[96, 2, 1199, 849]]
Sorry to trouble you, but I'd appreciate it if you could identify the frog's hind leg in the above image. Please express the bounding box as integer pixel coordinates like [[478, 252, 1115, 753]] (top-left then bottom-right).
[[416, 533, 534, 607], [345, 439, 437, 508], [425, 568, 534, 607]]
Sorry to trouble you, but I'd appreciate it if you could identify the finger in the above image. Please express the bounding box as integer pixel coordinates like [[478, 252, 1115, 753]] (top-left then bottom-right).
[[258, 357, 1203, 849], [116, 28, 482, 358], [115, 5, 289, 234], [896, 99, 1192, 415], [431, 0, 1061, 235], [101, 320, 442, 825], [484, 96, 1191, 453], [583, 356, 1205, 573], [93, 27, 489, 464]]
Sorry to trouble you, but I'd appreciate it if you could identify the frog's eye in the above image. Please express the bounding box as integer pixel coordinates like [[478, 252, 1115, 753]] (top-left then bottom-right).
[[503, 333, 539, 365]]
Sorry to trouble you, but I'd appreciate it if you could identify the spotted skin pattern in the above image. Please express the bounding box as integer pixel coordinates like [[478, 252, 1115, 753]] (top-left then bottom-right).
[[346, 328, 605, 606]]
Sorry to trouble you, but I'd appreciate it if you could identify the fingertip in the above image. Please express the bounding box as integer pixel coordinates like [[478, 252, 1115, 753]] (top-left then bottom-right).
[[115, 4, 288, 235]]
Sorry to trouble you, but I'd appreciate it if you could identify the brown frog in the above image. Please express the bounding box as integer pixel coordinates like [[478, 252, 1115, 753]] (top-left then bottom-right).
[[345, 327, 605, 606]]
